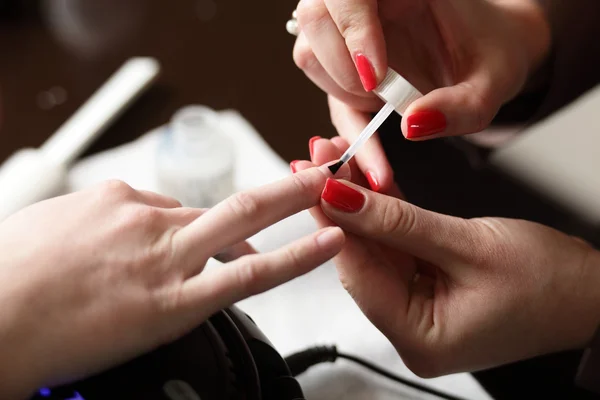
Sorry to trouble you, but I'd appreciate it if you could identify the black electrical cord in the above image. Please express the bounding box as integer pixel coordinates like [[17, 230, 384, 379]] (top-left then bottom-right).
[[284, 346, 470, 400]]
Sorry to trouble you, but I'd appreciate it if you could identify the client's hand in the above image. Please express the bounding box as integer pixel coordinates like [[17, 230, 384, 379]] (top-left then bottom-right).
[[296, 138, 600, 377], [0, 167, 347, 399]]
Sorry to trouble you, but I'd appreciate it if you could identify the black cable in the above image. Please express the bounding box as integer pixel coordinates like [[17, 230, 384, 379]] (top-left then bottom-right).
[[285, 346, 470, 400]]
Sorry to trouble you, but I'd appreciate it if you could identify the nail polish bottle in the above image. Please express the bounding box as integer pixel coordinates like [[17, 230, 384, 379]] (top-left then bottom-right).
[[156, 105, 235, 208]]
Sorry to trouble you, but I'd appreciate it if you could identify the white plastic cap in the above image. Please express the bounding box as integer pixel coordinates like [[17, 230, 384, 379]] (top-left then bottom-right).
[[373, 68, 422, 116]]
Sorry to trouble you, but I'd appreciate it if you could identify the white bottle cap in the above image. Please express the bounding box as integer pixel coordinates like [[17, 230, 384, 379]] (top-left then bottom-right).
[[373, 68, 423, 116]]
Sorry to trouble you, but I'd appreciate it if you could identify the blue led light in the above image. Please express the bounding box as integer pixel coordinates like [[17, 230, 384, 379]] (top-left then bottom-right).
[[38, 388, 51, 397], [66, 392, 85, 400]]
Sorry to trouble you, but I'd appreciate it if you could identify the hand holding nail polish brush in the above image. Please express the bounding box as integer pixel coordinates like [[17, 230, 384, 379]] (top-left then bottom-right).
[[328, 68, 422, 174], [285, 19, 422, 176]]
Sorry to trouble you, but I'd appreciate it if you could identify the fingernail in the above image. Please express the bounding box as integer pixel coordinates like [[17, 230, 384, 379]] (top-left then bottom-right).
[[316, 227, 343, 248], [365, 171, 381, 192], [354, 53, 377, 92], [290, 160, 300, 173], [309, 136, 321, 159], [322, 178, 365, 213], [406, 110, 447, 139]]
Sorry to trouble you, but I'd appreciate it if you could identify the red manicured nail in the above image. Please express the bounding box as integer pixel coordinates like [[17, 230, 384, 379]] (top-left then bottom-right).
[[354, 53, 377, 92], [406, 110, 447, 139], [365, 171, 381, 192], [290, 160, 300, 173], [322, 178, 365, 213], [309, 136, 321, 159]]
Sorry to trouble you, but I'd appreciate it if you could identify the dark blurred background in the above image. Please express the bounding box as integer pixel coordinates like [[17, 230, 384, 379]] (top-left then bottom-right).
[[0, 0, 328, 163]]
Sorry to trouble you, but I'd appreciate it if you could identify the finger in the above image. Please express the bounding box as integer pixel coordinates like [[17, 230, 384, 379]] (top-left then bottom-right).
[[214, 241, 257, 263], [293, 32, 381, 112], [164, 206, 256, 263], [320, 179, 476, 268], [329, 96, 395, 192], [323, 0, 387, 87], [312, 137, 369, 188], [402, 70, 507, 140], [330, 135, 404, 199], [136, 190, 182, 208], [175, 164, 350, 263], [292, 159, 338, 229], [297, 0, 366, 96], [179, 227, 345, 315], [165, 207, 208, 226], [329, 136, 369, 188]]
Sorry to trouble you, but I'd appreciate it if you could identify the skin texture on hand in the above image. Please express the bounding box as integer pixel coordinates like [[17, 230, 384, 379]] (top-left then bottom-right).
[[294, 0, 551, 191], [0, 167, 348, 399], [297, 136, 600, 377]]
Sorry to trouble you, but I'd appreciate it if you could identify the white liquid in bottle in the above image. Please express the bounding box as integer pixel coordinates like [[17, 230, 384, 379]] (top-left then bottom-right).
[[156, 106, 235, 208]]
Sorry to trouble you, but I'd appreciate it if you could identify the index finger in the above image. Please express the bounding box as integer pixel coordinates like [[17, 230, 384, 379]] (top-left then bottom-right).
[[324, 0, 387, 81], [329, 95, 394, 193], [174, 163, 350, 262]]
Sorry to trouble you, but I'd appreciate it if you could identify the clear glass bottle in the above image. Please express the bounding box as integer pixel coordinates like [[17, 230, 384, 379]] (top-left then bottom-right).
[[156, 105, 235, 208]]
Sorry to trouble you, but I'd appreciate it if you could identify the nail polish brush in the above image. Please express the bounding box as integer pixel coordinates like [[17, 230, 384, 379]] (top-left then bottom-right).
[[328, 68, 423, 174]]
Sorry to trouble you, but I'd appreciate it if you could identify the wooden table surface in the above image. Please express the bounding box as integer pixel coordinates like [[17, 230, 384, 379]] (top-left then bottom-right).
[[0, 0, 332, 164]]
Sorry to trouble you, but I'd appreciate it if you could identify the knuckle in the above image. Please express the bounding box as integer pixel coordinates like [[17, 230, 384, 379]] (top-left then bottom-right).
[[99, 179, 135, 201], [296, 0, 327, 27], [290, 171, 319, 197], [336, 9, 363, 41], [459, 82, 496, 133], [282, 245, 303, 269], [235, 256, 261, 294], [379, 201, 416, 237], [227, 191, 262, 218], [293, 44, 318, 71]]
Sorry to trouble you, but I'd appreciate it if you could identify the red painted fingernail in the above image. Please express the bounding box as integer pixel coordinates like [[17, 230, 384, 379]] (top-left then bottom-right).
[[354, 53, 377, 92], [290, 160, 300, 173], [322, 178, 365, 213], [406, 110, 447, 139], [365, 171, 381, 192], [309, 136, 321, 159]]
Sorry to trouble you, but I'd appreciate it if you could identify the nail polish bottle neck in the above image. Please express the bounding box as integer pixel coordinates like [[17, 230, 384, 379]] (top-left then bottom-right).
[[171, 106, 222, 156]]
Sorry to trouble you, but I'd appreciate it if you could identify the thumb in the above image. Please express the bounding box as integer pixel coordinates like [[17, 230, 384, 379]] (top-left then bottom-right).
[[320, 178, 474, 266], [402, 71, 504, 140]]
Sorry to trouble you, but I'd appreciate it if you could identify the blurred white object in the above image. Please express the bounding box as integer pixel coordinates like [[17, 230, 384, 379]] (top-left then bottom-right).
[[0, 57, 160, 222], [156, 105, 235, 208], [491, 85, 600, 225], [67, 110, 491, 400]]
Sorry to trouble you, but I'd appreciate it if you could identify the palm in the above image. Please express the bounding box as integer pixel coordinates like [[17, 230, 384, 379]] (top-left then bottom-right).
[[336, 229, 441, 340]]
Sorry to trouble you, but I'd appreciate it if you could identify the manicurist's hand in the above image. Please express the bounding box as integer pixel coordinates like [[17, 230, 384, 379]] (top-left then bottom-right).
[[0, 165, 349, 399], [294, 138, 600, 377], [293, 0, 551, 192]]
